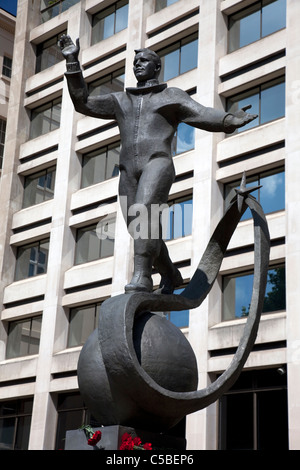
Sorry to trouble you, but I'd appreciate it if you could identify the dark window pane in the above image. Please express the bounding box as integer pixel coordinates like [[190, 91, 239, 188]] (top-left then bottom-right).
[[0, 399, 32, 450], [220, 393, 254, 449], [0, 417, 15, 450], [219, 369, 288, 450], [263, 266, 286, 312], [68, 305, 97, 347]]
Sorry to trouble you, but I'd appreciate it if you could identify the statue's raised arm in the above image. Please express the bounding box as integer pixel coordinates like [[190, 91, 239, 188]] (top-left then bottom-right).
[[59, 35, 116, 119], [59, 34, 80, 69]]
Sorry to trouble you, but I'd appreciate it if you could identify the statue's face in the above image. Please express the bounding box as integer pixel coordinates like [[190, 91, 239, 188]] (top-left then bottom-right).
[[133, 52, 160, 82]]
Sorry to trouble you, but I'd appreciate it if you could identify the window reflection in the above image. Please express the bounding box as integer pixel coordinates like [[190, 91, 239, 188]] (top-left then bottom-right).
[[165, 288, 189, 327], [222, 265, 286, 321], [68, 303, 101, 347], [155, 0, 179, 12], [6, 316, 42, 359], [81, 143, 120, 188], [224, 167, 285, 220], [15, 240, 50, 281], [88, 68, 125, 96], [23, 167, 56, 208], [163, 196, 193, 240], [228, 0, 286, 53], [75, 218, 116, 265], [29, 99, 61, 139], [227, 78, 285, 133], [91, 1, 128, 44], [159, 33, 198, 82]]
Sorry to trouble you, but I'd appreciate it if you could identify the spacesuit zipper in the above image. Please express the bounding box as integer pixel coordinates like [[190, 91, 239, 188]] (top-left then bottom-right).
[[133, 94, 143, 159]]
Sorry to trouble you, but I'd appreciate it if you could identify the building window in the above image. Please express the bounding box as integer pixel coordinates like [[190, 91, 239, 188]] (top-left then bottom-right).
[[6, 316, 42, 359], [158, 33, 198, 82], [164, 196, 193, 241], [227, 77, 285, 133], [219, 368, 288, 449], [29, 98, 61, 140], [0, 119, 6, 169], [224, 167, 285, 221], [165, 288, 189, 327], [81, 143, 120, 189], [173, 123, 195, 155], [15, 239, 50, 282], [35, 30, 67, 73], [222, 264, 286, 321], [155, 0, 179, 12], [75, 218, 116, 265], [22, 166, 56, 208], [91, 0, 129, 45], [40, 0, 81, 23], [2, 56, 12, 78], [0, 399, 33, 450], [55, 393, 92, 449], [68, 303, 101, 347], [228, 0, 286, 53], [88, 68, 125, 96]]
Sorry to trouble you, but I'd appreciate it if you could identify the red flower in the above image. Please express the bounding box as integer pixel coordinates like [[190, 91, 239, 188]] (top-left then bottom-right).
[[143, 442, 152, 450], [119, 432, 152, 450], [120, 433, 134, 450], [133, 437, 142, 446], [87, 430, 102, 446]]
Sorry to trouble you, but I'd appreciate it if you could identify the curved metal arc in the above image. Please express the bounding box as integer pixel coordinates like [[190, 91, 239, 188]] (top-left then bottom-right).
[[99, 194, 270, 420]]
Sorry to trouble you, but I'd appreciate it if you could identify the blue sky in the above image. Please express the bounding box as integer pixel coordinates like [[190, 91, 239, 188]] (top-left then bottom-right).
[[0, 0, 17, 16]]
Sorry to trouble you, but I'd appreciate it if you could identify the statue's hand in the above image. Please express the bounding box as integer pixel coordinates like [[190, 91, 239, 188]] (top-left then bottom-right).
[[225, 105, 258, 131], [58, 34, 80, 63]]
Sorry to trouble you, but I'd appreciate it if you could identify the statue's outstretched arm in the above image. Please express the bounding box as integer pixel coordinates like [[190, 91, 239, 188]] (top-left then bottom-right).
[[176, 90, 257, 133]]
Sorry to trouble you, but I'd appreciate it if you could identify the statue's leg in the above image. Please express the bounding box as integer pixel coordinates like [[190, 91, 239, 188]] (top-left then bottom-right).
[[123, 157, 181, 293]]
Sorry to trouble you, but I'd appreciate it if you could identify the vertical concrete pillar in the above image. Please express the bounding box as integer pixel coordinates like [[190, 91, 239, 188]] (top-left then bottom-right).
[[285, 0, 300, 451], [28, 1, 86, 450], [0, 1, 40, 358], [186, 0, 227, 450]]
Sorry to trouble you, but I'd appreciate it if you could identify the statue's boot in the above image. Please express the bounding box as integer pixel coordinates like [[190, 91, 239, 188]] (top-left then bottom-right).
[[154, 242, 183, 294], [125, 253, 153, 293], [159, 267, 183, 295]]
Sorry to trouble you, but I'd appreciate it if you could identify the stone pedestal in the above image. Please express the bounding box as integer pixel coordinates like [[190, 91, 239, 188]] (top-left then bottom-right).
[[65, 425, 186, 451]]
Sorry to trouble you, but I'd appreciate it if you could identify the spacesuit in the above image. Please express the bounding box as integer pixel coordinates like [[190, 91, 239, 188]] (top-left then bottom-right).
[[61, 37, 256, 293]]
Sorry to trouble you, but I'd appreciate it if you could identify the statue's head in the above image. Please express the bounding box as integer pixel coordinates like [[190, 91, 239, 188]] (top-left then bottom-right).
[[133, 48, 161, 83]]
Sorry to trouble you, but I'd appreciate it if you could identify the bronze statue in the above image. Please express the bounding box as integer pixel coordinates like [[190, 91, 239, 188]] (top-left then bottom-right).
[[59, 37, 271, 438], [59, 35, 257, 294]]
